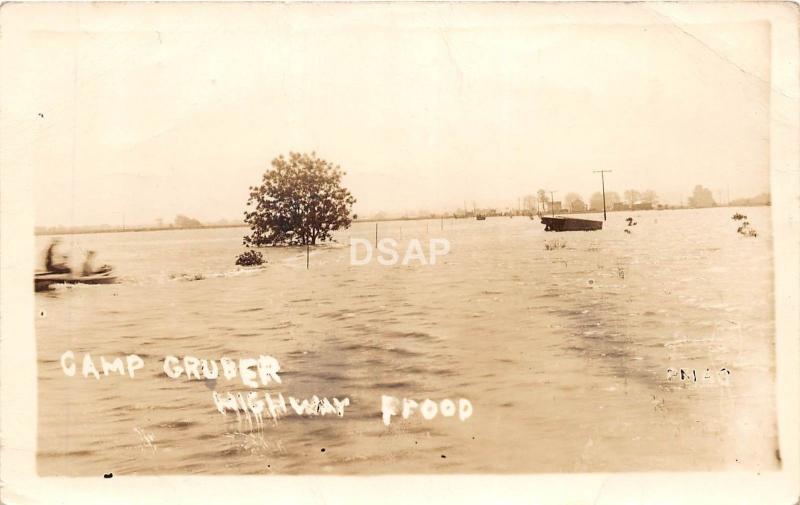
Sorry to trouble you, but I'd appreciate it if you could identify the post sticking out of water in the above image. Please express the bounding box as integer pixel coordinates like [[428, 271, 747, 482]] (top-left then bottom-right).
[[593, 170, 612, 221], [549, 191, 556, 218]]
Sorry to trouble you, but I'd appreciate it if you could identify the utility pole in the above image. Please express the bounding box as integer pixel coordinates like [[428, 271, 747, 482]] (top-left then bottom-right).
[[549, 191, 557, 218], [593, 170, 612, 221]]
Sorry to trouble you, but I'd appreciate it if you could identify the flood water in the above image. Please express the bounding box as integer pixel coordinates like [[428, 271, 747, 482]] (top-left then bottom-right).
[[36, 207, 778, 475]]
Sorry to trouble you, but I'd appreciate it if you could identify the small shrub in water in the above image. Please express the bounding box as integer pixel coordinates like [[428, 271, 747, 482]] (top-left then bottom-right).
[[737, 221, 758, 238], [544, 239, 566, 251], [732, 212, 747, 221], [236, 250, 265, 266]]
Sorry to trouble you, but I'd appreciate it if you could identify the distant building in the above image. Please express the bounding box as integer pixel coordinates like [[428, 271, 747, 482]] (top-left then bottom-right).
[[613, 202, 628, 211], [546, 201, 563, 213], [632, 201, 653, 210]]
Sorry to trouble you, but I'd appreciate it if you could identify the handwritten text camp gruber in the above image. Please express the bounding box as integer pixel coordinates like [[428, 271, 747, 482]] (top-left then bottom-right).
[[58, 352, 473, 425]]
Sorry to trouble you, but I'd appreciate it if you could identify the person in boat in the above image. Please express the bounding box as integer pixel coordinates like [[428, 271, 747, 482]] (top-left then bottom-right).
[[82, 250, 112, 276], [82, 250, 97, 276], [45, 238, 71, 274]]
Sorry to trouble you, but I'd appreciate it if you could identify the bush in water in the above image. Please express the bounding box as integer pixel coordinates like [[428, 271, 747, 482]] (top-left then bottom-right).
[[236, 250, 265, 266], [544, 239, 566, 250], [737, 221, 758, 238], [732, 212, 757, 237]]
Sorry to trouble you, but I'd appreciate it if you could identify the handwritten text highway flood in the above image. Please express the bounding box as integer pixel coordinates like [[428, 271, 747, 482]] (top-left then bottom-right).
[[58, 352, 473, 426]]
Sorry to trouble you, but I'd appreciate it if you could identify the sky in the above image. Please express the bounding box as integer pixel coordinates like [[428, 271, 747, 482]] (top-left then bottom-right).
[[19, 3, 771, 227]]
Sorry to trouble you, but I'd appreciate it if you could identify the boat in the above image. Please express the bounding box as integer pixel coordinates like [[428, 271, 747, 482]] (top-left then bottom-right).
[[538, 174, 608, 232], [35, 270, 117, 292], [541, 216, 602, 232]]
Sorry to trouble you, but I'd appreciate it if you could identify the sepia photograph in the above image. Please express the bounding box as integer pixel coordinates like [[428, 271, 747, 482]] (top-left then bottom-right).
[[1, 1, 799, 504]]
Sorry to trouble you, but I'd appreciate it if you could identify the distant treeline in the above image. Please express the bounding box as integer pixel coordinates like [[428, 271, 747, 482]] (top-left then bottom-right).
[[35, 223, 247, 237], [728, 192, 770, 207], [36, 190, 772, 236], [35, 214, 245, 236]]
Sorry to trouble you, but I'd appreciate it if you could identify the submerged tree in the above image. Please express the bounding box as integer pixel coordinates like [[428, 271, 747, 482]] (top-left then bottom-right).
[[243, 152, 356, 246]]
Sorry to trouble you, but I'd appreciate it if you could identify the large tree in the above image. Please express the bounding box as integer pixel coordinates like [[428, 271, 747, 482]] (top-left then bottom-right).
[[243, 152, 356, 246]]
